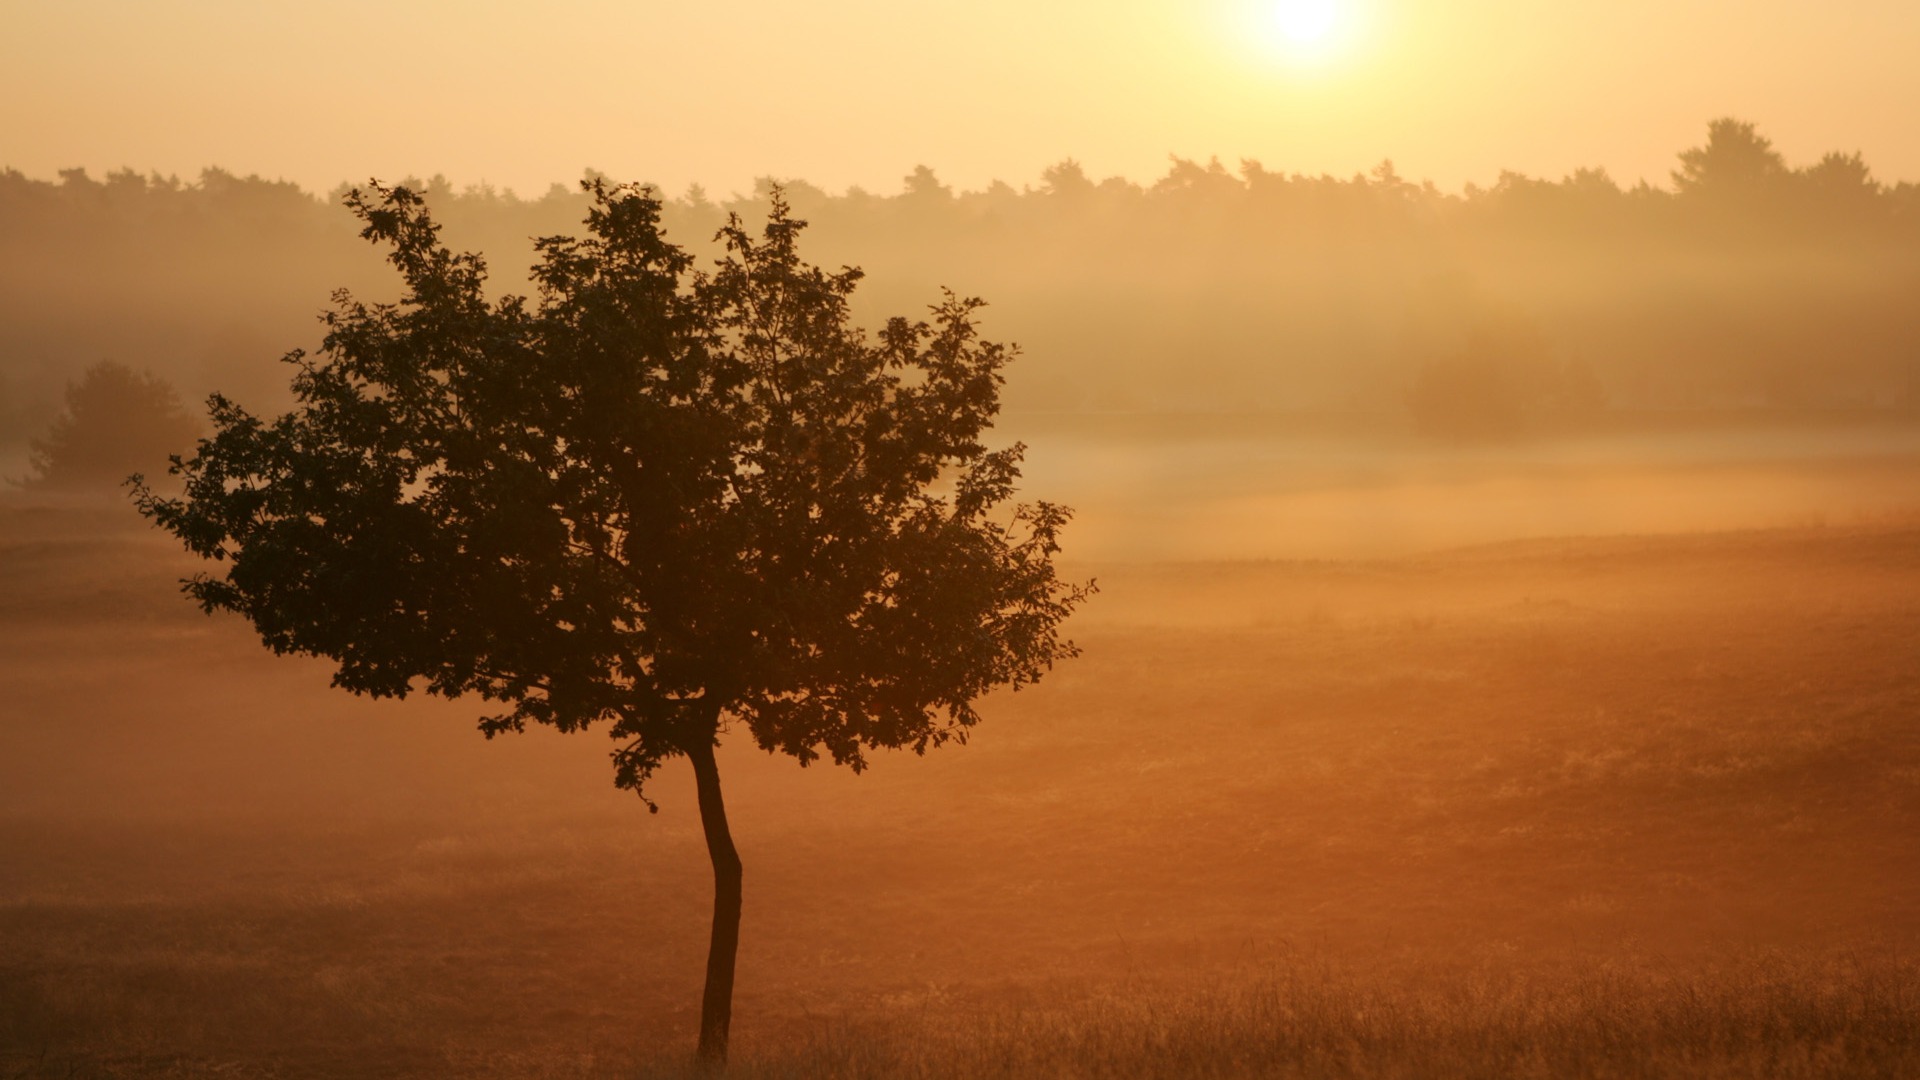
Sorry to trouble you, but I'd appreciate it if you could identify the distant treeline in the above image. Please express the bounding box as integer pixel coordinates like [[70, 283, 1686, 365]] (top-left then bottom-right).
[[4, 118, 1919, 446]]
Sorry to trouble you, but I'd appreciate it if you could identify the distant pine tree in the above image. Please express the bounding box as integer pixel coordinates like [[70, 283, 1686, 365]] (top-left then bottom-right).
[[17, 361, 201, 490]]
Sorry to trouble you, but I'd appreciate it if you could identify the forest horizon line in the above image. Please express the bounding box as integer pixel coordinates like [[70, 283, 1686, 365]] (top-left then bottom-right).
[[8, 116, 1920, 208], [4, 116, 1919, 453]]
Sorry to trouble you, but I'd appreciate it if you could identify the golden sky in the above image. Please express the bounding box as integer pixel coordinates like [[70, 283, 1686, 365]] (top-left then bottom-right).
[[6, 0, 1917, 196]]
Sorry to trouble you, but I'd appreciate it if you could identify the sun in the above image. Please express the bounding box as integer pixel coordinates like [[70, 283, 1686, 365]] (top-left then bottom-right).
[[1274, 0, 1339, 46], [1260, 0, 1352, 64]]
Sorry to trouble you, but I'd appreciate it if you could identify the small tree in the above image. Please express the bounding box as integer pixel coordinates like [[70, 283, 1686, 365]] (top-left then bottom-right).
[[134, 181, 1090, 1065], [17, 361, 201, 490]]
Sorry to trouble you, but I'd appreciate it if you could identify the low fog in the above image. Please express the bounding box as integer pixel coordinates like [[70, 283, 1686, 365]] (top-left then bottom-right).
[[8, 119, 1918, 553]]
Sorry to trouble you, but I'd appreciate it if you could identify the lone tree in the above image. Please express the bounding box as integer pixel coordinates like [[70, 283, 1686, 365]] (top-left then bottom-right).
[[134, 181, 1090, 1065]]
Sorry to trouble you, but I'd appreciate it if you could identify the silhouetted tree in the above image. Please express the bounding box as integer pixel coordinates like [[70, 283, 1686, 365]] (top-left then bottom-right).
[[133, 181, 1091, 1066], [1673, 118, 1789, 198], [901, 164, 953, 202], [1799, 150, 1880, 222], [15, 360, 200, 489], [1040, 158, 1097, 199], [1802, 151, 1876, 195]]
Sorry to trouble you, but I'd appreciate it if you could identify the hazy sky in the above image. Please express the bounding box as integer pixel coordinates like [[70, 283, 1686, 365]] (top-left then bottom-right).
[[6, 0, 1918, 197]]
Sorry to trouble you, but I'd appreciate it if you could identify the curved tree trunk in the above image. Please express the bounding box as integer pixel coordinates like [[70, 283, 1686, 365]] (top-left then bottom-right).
[[687, 735, 742, 1068]]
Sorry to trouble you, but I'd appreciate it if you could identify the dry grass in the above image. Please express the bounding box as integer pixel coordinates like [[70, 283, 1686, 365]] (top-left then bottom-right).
[[674, 956, 1920, 1080], [2, 497, 1918, 1077], [9, 952, 1917, 1078]]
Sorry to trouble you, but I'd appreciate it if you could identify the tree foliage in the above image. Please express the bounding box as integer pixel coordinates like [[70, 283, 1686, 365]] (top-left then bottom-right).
[[136, 180, 1089, 800]]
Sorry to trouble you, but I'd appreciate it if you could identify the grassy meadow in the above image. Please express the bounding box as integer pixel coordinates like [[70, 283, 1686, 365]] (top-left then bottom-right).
[[2, 430, 1918, 1076]]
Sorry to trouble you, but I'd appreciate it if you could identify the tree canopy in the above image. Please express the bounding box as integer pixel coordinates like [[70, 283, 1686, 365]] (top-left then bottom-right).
[[134, 180, 1090, 1062]]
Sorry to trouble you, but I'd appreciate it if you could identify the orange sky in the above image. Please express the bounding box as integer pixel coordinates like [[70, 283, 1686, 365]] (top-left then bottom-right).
[[6, 0, 1917, 197]]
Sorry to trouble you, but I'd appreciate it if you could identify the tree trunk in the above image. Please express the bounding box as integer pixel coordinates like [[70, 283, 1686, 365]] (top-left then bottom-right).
[[687, 735, 743, 1068]]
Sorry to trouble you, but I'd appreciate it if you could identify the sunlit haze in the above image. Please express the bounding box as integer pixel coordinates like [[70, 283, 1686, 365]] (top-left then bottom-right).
[[5, 0, 1919, 194]]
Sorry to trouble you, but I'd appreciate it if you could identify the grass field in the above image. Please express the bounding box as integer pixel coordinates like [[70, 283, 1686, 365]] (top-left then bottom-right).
[[2, 488, 1918, 1076]]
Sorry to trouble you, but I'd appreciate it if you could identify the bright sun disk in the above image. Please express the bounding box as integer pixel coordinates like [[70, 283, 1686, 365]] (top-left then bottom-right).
[[1271, 0, 1340, 51]]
